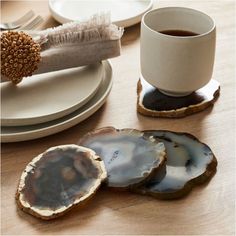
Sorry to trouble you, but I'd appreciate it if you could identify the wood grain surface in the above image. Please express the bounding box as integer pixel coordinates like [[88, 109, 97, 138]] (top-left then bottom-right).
[[1, 1, 235, 235]]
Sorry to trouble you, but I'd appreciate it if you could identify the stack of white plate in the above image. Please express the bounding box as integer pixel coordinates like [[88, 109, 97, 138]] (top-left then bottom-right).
[[1, 61, 113, 143], [2, 0, 154, 142]]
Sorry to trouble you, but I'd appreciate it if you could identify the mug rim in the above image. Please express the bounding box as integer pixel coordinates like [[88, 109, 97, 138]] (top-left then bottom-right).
[[142, 7, 216, 39]]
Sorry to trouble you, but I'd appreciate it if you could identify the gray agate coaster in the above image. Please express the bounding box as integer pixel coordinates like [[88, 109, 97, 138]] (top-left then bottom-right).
[[79, 127, 166, 190], [137, 78, 220, 118], [134, 131, 217, 199]]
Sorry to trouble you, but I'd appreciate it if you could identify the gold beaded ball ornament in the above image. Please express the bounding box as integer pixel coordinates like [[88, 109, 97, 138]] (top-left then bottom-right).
[[1, 31, 41, 84]]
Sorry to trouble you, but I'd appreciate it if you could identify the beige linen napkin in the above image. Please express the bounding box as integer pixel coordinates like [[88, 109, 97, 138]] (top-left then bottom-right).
[[1, 14, 123, 82]]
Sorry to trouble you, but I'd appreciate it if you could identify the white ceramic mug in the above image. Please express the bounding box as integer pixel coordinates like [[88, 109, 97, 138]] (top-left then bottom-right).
[[140, 7, 216, 96]]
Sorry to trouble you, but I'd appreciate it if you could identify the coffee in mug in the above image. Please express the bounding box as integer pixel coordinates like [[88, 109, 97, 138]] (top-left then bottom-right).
[[159, 30, 199, 37]]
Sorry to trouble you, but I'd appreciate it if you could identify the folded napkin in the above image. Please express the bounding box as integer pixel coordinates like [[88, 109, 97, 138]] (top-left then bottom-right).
[[1, 14, 123, 84]]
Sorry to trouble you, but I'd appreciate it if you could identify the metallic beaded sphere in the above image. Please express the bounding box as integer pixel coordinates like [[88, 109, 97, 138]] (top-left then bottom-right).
[[1, 31, 41, 84]]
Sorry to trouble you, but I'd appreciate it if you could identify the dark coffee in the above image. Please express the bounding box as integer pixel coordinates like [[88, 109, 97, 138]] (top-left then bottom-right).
[[159, 29, 199, 37]]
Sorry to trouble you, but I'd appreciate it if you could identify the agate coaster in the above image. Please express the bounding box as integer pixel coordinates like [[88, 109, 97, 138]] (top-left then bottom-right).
[[16, 145, 107, 220], [137, 78, 220, 118], [134, 131, 217, 199], [79, 127, 166, 190]]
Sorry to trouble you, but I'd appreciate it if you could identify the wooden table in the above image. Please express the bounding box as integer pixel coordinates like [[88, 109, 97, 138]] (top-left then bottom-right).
[[1, 1, 235, 235]]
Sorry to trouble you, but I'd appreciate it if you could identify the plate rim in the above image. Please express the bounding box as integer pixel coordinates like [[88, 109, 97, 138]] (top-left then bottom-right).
[[1, 63, 104, 126], [48, 0, 154, 27], [1, 60, 113, 143]]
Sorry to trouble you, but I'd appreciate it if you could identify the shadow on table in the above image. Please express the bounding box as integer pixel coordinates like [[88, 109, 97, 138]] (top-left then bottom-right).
[[15, 180, 215, 235], [15, 187, 147, 234], [136, 102, 216, 141], [121, 23, 141, 46], [41, 16, 61, 29]]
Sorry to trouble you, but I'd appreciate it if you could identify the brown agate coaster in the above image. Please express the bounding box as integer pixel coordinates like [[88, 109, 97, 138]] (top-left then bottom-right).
[[16, 145, 107, 220], [137, 78, 220, 118], [133, 130, 217, 199]]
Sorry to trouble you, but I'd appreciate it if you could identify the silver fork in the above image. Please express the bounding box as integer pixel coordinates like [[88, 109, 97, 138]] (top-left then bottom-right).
[[0, 10, 35, 30], [19, 16, 44, 30]]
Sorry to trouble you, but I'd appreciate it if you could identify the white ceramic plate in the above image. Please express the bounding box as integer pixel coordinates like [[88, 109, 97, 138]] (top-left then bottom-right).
[[1, 63, 104, 126], [1, 60, 112, 143], [49, 0, 153, 27]]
